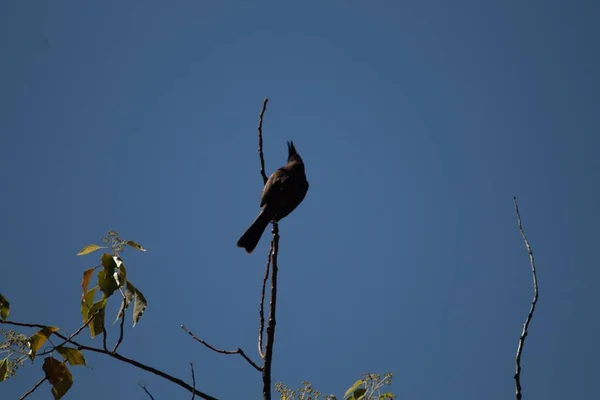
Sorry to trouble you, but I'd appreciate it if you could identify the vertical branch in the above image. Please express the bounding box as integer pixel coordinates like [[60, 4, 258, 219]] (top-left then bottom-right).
[[257, 98, 269, 185], [262, 223, 279, 400], [258, 241, 273, 359], [513, 197, 540, 400]]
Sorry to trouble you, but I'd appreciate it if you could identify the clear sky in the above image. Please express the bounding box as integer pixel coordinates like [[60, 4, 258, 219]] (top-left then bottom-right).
[[1, 1, 599, 399]]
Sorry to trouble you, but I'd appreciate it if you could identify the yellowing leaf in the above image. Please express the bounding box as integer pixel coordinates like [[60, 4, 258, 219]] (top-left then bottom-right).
[[0, 294, 9, 321], [56, 347, 86, 366], [28, 327, 59, 361], [126, 240, 146, 252], [344, 380, 364, 400], [0, 357, 8, 382], [87, 300, 106, 338], [76, 244, 106, 256], [43, 357, 73, 399], [81, 267, 98, 298]]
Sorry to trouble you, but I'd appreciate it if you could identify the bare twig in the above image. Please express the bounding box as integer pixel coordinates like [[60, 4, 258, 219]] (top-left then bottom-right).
[[258, 241, 273, 359], [513, 197, 540, 400], [20, 377, 46, 400], [262, 223, 280, 400], [112, 296, 127, 353], [190, 362, 196, 400], [139, 383, 156, 400], [1, 320, 218, 400], [257, 98, 269, 184], [40, 310, 99, 356], [181, 325, 261, 372]]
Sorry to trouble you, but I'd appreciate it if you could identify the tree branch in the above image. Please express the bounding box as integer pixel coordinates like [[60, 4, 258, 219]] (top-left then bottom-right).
[[139, 383, 156, 400], [257, 98, 269, 185], [19, 376, 46, 400], [1, 320, 218, 400], [513, 197, 540, 400], [258, 241, 273, 359], [181, 325, 262, 372], [190, 362, 196, 400], [262, 223, 280, 400]]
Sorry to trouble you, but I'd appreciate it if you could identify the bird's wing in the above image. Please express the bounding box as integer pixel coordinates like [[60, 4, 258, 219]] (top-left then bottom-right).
[[260, 169, 288, 207]]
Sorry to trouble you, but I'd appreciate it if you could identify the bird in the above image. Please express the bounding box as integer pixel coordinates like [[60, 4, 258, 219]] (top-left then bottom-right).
[[237, 141, 309, 253]]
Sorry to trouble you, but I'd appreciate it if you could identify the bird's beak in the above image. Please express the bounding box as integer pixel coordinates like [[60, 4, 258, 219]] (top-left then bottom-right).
[[287, 141, 297, 156]]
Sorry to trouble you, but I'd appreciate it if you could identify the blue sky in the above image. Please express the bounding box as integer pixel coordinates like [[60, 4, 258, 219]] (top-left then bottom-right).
[[1, 1, 599, 399]]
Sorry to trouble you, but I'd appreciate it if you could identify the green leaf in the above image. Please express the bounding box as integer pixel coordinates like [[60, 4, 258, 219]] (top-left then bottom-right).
[[77, 244, 106, 256], [28, 327, 59, 361], [81, 286, 97, 323], [115, 280, 134, 324], [379, 392, 396, 399], [97, 269, 118, 298], [0, 294, 9, 321], [87, 300, 106, 338], [0, 357, 8, 382], [126, 240, 146, 252], [344, 380, 364, 400], [101, 253, 118, 272], [353, 388, 366, 400], [126, 281, 147, 327], [43, 357, 73, 399], [56, 347, 86, 366]]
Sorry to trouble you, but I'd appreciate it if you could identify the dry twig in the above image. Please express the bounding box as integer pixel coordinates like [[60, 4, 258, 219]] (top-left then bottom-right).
[[513, 197, 540, 400]]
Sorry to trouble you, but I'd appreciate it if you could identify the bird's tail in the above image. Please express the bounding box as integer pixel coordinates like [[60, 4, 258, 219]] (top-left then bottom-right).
[[237, 209, 272, 253]]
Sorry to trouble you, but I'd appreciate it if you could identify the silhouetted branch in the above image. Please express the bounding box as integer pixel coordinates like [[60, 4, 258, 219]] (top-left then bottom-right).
[[262, 223, 280, 400], [258, 241, 273, 359], [1, 320, 218, 400], [513, 197, 540, 400], [112, 295, 127, 353], [19, 376, 46, 400], [190, 362, 196, 400], [139, 383, 156, 400], [181, 325, 261, 372], [41, 310, 99, 355], [257, 98, 269, 184]]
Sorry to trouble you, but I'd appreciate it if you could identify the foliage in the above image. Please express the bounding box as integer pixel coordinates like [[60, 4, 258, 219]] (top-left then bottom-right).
[[0, 231, 147, 398], [276, 373, 395, 400]]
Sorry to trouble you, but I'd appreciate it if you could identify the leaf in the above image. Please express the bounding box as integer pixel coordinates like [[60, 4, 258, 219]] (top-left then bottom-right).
[[81, 267, 98, 298], [353, 389, 366, 400], [344, 380, 364, 400], [97, 269, 118, 298], [87, 300, 106, 338], [51, 366, 73, 399], [56, 347, 86, 366], [77, 244, 106, 256], [81, 286, 97, 323], [0, 357, 8, 382], [127, 281, 147, 327], [126, 240, 146, 252], [379, 392, 396, 399], [43, 357, 73, 399], [114, 263, 127, 288], [115, 281, 135, 324], [101, 253, 118, 272], [28, 327, 59, 361], [0, 294, 9, 321]]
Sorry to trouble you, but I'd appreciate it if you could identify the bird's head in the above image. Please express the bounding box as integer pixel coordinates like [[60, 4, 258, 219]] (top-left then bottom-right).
[[287, 141, 304, 164]]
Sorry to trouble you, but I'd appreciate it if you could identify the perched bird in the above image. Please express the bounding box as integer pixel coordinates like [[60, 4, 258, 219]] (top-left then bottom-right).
[[237, 141, 309, 253]]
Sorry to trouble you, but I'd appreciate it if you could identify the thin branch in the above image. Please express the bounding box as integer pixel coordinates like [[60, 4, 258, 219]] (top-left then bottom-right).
[[257, 98, 269, 185], [190, 362, 196, 400], [513, 197, 540, 400], [181, 325, 261, 372], [20, 377, 46, 400], [0, 320, 218, 400], [258, 241, 273, 359], [112, 296, 127, 353], [262, 223, 280, 400], [41, 310, 99, 355], [139, 383, 156, 400]]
